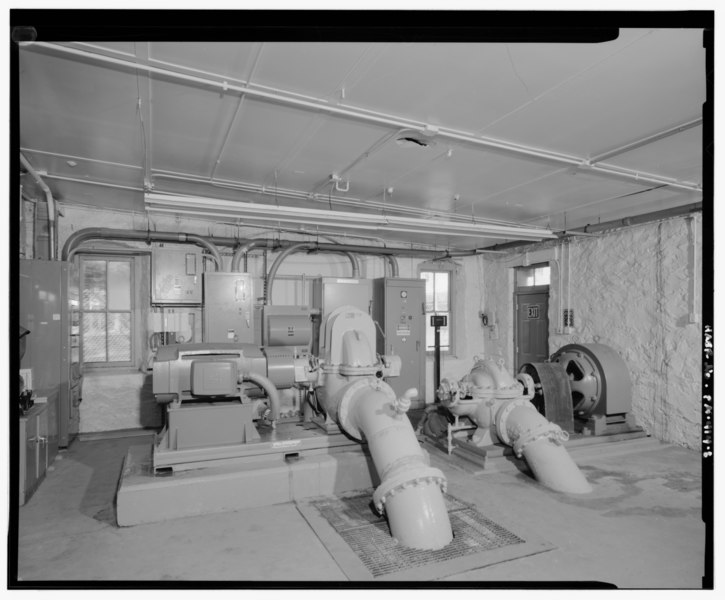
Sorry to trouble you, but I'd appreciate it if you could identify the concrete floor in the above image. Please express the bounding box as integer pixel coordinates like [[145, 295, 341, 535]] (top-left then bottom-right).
[[12, 427, 707, 587]]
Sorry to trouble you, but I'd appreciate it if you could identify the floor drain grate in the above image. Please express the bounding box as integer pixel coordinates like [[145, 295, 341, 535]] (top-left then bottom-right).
[[310, 493, 526, 578]]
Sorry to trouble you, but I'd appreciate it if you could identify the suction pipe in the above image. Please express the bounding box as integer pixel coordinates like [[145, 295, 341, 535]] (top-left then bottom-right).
[[495, 398, 592, 494], [334, 379, 452, 550]]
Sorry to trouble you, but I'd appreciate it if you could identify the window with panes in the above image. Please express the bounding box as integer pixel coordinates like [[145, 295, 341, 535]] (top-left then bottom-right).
[[80, 257, 134, 366], [420, 270, 451, 351]]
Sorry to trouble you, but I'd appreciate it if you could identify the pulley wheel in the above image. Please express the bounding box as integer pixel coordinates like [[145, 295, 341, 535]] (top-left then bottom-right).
[[518, 362, 574, 433], [550, 343, 632, 419]]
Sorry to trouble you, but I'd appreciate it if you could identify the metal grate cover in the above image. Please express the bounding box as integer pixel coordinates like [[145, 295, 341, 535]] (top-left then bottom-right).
[[309, 493, 527, 579]]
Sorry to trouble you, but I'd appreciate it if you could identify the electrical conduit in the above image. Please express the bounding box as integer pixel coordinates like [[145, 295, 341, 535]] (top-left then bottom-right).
[[61, 227, 223, 270], [20, 153, 56, 260]]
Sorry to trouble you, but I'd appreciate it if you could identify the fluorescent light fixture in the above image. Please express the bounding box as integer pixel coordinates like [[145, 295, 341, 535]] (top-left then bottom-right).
[[144, 193, 557, 242]]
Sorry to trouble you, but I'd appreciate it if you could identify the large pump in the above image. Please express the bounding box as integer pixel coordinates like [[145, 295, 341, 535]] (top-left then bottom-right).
[[144, 296, 453, 550], [437, 356, 592, 495]]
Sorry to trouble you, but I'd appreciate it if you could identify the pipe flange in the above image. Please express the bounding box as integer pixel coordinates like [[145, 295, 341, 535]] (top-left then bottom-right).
[[337, 378, 394, 440], [512, 422, 569, 458], [372, 466, 447, 514], [494, 397, 534, 446]]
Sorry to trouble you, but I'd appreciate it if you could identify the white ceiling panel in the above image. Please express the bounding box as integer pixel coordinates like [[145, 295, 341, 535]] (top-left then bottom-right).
[[149, 42, 261, 81], [16, 22, 706, 251], [485, 29, 705, 156]]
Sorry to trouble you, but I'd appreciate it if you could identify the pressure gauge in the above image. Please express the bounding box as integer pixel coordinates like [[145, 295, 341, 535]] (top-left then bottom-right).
[[400, 290, 408, 298]]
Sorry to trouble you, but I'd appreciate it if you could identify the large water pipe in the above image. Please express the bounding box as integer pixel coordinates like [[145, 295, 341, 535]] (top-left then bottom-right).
[[439, 357, 592, 494], [315, 306, 452, 550], [494, 397, 592, 494]]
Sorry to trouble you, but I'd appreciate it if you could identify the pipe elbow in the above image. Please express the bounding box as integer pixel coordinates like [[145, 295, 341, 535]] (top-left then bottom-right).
[[242, 372, 281, 423]]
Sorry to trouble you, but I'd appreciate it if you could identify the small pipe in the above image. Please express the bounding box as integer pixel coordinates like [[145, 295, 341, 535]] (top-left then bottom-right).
[[242, 372, 281, 423], [387, 255, 399, 277], [20, 153, 56, 260], [231, 238, 276, 272], [265, 243, 313, 305], [265, 242, 360, 304]]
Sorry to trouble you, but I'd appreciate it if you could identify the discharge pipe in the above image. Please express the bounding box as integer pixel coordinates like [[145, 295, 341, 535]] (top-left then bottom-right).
[[335, 380, 452, 550]]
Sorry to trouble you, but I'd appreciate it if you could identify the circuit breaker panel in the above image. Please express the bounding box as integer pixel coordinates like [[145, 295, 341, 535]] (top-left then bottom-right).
[[373, 278, 426, 408], [152, 248, 203, 304], [202, 272, 254, 344]]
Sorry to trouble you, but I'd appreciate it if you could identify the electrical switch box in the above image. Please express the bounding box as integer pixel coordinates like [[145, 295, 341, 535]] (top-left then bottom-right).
[[373, 278, 426, 408], [203, 272, 254, 344], [152, 247, 203, 304], [311, 277, 373, 355]]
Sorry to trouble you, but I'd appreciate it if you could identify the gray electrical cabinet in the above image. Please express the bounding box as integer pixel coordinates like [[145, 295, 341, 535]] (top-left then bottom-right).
[[203, 272, 255, 344], [152, 247, 203, 304], [373, 278, 426, 408], [311, 277, 373, 355]]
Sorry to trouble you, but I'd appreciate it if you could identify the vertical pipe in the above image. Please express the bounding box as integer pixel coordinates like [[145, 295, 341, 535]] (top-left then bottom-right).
[[20, 153, 56, 260]]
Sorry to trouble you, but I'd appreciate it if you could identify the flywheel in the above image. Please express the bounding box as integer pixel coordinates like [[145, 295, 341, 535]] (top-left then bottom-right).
[[518, 362, 574, 432], [550, 343, 632, 419]]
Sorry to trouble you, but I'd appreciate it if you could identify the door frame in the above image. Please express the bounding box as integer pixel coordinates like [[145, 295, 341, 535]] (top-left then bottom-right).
[[513, 284, 550, 372]]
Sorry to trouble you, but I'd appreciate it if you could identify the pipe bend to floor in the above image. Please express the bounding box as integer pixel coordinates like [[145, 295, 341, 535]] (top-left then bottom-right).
[[495, 400, 592, 494], [336, 378, 453, 550]]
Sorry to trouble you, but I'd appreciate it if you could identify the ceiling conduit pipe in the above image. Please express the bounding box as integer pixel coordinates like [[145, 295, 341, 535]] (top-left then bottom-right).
[[265, 242, 360, 305], [20, 153, 56, 260], [386, 255, 400, 277], [61, 227, 223, 270], [231, 239, 278, 272]]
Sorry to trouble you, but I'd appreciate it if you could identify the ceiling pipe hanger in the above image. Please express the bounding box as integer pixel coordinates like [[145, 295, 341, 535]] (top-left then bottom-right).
[[23, 41, 702, 194]]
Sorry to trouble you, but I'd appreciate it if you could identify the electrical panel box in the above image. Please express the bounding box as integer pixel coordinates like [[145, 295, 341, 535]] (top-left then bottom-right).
[[311, 277, 372, 318], [152, 247, 203, 304], [311, 277, 373, 355], [373, 278, 426, 408], [203, 272, 254, 344]]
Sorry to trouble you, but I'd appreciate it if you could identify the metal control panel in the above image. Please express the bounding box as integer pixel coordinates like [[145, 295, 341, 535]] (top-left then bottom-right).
[[202, 272, 254, 344], [311, 277, 373, 355], [152, 247, 203, 304], [373, 277, 426, 407]]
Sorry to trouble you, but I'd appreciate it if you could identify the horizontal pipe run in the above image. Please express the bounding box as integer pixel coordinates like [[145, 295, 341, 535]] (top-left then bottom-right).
[[61, 228, 222, 270]]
